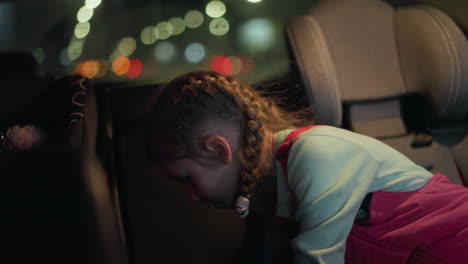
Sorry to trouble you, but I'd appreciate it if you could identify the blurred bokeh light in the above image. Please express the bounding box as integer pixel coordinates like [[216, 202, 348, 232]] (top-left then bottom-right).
[[206, 1, 226, 18], [156, 21, 174, 40], [85, 0, 102, 9], [140, 26, 158, 45], [168, 17, 186, 36], [210, 55, 233, 75], [239, 18, 274, 53], [76, 60, 100, 78], [126, 59, 143, 78], [112, 56, 131, 76], [68, 40, 84, 61], [74, 22, 91, 39], [154, 41, 176, 63], [185, 10, 204, 29], [209, 18, 229, 36], [185, 43, 206, 63], [77, 6, 94, 23], [117, 37, 137, 57]]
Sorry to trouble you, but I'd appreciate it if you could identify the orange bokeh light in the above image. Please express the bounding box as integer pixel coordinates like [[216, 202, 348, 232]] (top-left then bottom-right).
[[75, 60, 100, 78], [112, 56, 131, 76]]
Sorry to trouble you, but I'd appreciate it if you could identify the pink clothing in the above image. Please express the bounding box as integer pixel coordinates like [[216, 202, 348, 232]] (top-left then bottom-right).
[[346, 172, 468, 264]]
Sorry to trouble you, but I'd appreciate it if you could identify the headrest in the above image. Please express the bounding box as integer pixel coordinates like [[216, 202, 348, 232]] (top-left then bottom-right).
[[395, 6, 468, 122], [286, 0, 468, 125], [286, 0, 407, 126]]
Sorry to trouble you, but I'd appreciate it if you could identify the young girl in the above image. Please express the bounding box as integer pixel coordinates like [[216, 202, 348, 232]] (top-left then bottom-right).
[[144, 71, 468, 264]]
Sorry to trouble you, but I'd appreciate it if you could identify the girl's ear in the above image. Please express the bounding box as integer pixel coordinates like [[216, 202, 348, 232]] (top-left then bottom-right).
[[204, 135, 232, 164]]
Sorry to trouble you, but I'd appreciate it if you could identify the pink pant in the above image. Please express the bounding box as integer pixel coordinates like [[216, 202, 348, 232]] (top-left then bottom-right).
[[345, 173, 468, 264]]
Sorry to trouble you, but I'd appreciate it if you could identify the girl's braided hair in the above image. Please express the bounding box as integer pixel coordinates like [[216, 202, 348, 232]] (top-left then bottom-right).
[[145, 71, 310, 197]]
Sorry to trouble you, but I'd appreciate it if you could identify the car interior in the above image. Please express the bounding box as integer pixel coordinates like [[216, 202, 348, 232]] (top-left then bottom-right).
[[2, 0, 467, 263]]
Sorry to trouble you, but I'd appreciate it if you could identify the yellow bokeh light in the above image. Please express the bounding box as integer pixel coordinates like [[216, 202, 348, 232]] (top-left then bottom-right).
[[156, 21, 173, 40], [206, 1, 226, 18], [184, 10, 204, 29], [209, 18, 229, 36], [141, 26, 158, 45], [85, 0, 102, 9], [117, 37, 137, 56], [77, 6, 94, 22], [169, 17, 185, 36], [112, 56, 131, 76], [74, 22, 91, 39]]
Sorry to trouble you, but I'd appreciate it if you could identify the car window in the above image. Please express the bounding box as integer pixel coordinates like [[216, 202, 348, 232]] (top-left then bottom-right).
[[1, 0, 317, 85]]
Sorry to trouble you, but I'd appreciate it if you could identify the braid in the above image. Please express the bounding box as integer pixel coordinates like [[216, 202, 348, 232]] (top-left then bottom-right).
[[147, 71, 309, 210], [210, 74, 268, 197]]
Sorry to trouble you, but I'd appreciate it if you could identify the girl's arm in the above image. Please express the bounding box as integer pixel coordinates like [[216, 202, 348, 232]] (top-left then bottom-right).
[[287, 135, 380, 264]]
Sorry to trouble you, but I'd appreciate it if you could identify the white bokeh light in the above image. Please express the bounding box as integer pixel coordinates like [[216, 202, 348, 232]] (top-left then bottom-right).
[[74, 22, 91, 38], [68, 41, 84, 61], [185, 43, 206, 63], [206, 1, 226, 18], [85, 0, 102, 9], [77, 6, 94, 22], [209, 18, 229, 36], [154, 41, 176, 63], [117, 37, 137, 56], [169, 17, 185, 35], [239, 18, 275, 52], [140, 26, 158, 45], [184, 10, 204, 28], [156, 21, 174, 40]]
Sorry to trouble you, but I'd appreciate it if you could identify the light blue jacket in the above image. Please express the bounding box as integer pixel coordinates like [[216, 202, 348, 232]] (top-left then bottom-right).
[[274, 126, 432, 264]]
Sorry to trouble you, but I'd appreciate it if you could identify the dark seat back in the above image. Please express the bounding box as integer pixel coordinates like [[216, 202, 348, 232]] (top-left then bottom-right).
[[2, 144, 127, 264]]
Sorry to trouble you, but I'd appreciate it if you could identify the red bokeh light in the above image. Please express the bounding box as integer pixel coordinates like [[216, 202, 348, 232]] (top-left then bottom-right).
[[126, 59, 143, 78], [210, 55, 233, 76]]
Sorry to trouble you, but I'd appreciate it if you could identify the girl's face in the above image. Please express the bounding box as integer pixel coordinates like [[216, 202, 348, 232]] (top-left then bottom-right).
[[160, 155, 242, 209]]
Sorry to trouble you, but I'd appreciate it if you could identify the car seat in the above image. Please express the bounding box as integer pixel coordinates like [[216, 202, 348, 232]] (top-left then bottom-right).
[[285, 0, 468, 185]]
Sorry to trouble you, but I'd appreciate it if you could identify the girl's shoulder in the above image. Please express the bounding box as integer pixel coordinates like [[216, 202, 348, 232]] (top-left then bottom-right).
[[291, 125, 381, 155]]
